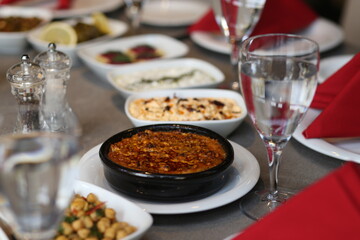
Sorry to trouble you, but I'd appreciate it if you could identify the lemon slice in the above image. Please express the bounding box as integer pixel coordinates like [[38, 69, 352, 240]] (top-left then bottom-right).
[[92, 12, 111, 34], [40, 22, 77, 45]]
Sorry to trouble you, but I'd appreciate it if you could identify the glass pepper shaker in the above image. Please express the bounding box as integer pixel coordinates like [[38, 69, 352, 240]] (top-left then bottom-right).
[[34, 43, 81, 136], [6, 55, 46, 133]]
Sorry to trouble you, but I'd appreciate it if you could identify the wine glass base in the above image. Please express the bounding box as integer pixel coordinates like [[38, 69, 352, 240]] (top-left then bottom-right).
[[240, 189, 295, 221]]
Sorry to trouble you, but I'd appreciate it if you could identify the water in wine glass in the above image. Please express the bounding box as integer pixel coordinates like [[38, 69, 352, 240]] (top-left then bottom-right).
[[241, 59, 318, 146], [238, 34, 319, 220], [220, 0, 266, 65], [0, 132, 79, 240], [212, 0, 229, 37], [125, 0, 145, 30]]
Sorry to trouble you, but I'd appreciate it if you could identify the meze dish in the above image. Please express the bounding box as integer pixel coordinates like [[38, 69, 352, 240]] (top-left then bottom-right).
[[99, 124, 234, 202], [107, 58, 224, 97], [96, 44, 163, 64], [27, 13, 128, 63], [0, 6, 53, 53], [76, 34, 188, 81], [71, 181, 153, 240], [54, 192, 136, 240], [125, 89, 247, 137]]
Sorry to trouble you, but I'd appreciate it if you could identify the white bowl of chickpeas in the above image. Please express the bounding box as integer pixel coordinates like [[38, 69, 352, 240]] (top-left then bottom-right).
[[54, 180, 153, 240]]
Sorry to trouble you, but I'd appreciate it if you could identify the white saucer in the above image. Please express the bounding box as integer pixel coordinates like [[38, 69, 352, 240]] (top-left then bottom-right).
[[190, 17, 344, 54], [141, 0, 210, 26], [77, 140, 260, 214], [13, 0, 124, 18], [0, 228, 7, 240], [293, 54, 360, 163], [293, 109, 360, 163], [318, 54, 354, 83]]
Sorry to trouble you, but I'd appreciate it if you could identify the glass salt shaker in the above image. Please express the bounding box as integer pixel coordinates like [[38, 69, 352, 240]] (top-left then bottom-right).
[[6, 55, 46, 133], [34, 43, 81, 136]]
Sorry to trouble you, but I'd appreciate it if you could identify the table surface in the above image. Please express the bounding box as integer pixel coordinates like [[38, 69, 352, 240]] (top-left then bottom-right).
[[0, 6, 359, 240]]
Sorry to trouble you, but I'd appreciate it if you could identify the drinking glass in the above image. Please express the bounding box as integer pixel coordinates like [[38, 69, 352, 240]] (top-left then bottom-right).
[[239, 33, 319, 220], [218, 0, 266, 66], [0, 132, 80, 240], [124, 0, 145, 30]]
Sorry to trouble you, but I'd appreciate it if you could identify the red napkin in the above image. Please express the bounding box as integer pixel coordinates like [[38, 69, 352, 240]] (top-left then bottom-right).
[[0, 0, 22, 4], [302, 53, 360, 139], [188, 0, 318, 35], [56, 0, 72, 10], [231, 162, 360, 240], [0, 0, 73, 9]]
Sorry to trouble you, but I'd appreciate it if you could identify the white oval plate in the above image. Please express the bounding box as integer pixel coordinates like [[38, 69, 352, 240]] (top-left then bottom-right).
[[141, 0, 210, 27], [12, 0, 124, 19], [27, 16, 128, 64], [77, 140, 260, 215], [124, 88, 247, 137], [107, 58, 225, 98], [74, 181, 153, 240], [0, 181, 153, 240], [77, 34, 189, 81], [0, 225, 7, 240], [0, 6, 53, 54], [293, 109, 360, 163], [318, 54, 354, 83], [190, 18, 344, 54], [293, 54, 360, 163]]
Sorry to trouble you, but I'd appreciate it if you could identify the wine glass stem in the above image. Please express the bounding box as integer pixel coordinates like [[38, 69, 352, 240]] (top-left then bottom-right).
[[126, 0, 144, 30], [265, 141, 285, 200], [230, 38, 240, 66]]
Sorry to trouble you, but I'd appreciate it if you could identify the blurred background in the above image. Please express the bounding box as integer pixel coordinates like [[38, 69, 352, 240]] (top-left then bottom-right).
[[305, 0, 359, 48]]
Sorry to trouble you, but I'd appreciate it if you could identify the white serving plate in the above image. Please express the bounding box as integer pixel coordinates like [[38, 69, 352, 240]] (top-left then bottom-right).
[[0, 229, 6, 240], [141, 0, 210, 26], [125, 88, 247, 137], [77, 34, 189, 81], [0, 6, 53, 54], [27, 16, 128, 64], [318, 54, 354, 83], [73, 181, 153, 240], [107, 58, 225, 98], [0, 181, 153, 240], [11, 0, 124, 19], [293, 55, 360, 163], [293, 109, 360, 163], [77, 140, 260, 214], [190, 18, 344, 54]]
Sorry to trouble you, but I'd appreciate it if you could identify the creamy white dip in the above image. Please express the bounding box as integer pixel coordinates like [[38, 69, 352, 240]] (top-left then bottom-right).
[[112, 67, 216, 91]]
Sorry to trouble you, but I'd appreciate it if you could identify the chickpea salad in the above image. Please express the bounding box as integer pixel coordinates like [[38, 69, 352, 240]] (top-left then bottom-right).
[[54, 193, 136, 240]]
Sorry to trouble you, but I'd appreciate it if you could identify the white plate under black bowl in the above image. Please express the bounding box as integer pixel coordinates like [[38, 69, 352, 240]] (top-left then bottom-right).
[[77, 140, 260, 214]]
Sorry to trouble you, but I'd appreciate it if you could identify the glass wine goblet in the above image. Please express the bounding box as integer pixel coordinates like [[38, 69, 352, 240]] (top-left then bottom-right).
[[0, 132, 80, 240], [238, 33, 319, 220], [219, 0, 266, 66], [124, 0, 145, 31], [214, 0, 266, 90]]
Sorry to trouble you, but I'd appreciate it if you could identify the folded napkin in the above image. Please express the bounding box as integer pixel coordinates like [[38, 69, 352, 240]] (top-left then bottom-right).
[[188, 0, 318, 35], [303, 53, 360, 139], [0, 0, 21, 4], [231, 162, 360, 240], [0, 0, 73, 9], [56, 0, 72, 9]]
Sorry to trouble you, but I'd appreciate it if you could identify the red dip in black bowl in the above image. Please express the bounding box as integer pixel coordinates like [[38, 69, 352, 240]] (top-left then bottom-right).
[[99, 124, 234, 202]]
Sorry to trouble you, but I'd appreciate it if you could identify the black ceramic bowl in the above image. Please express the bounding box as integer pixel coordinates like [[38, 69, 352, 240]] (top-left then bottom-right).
[[99, 124, 234, 202]]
